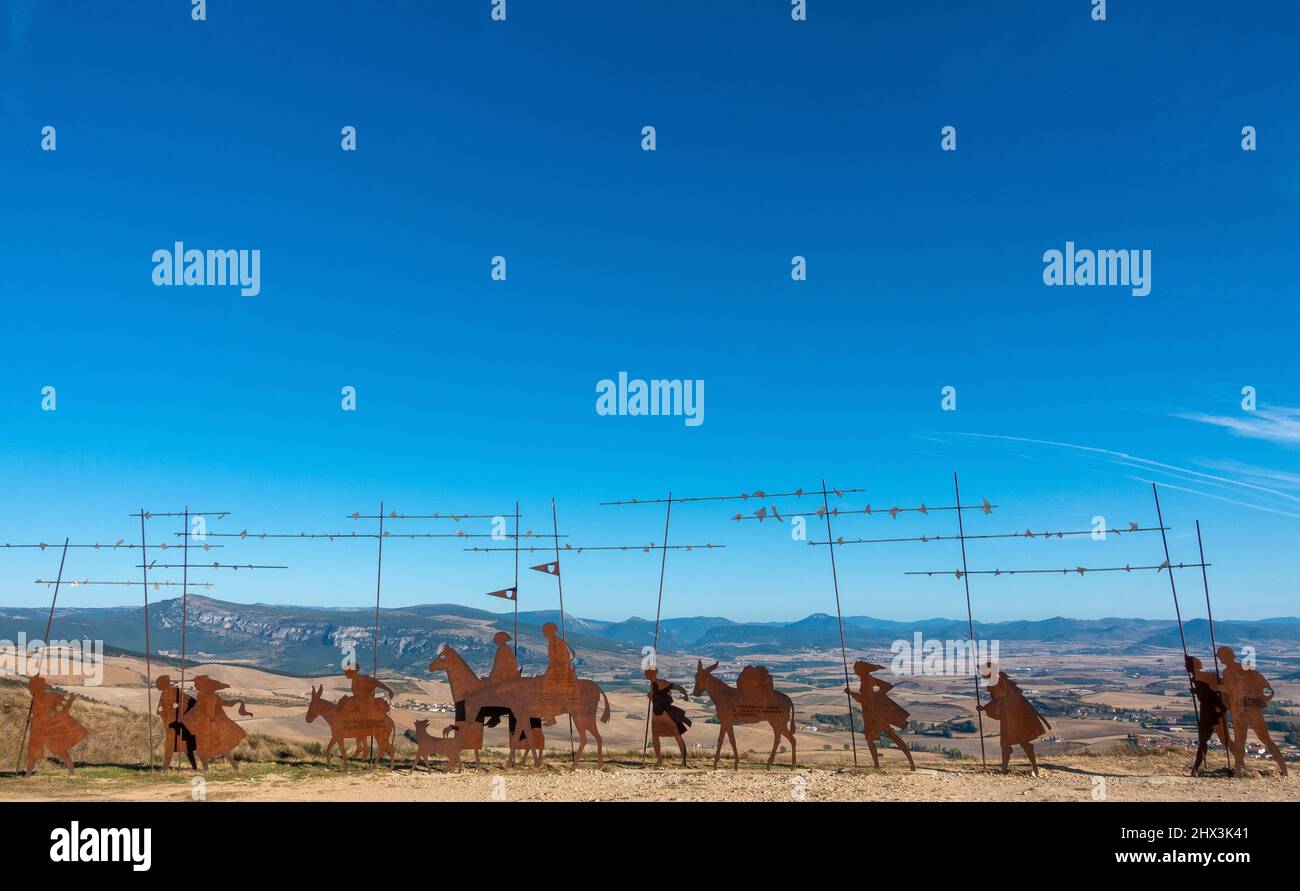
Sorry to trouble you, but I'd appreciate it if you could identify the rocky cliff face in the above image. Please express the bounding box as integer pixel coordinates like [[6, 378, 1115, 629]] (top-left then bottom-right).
[[137, 595, 617, 676]]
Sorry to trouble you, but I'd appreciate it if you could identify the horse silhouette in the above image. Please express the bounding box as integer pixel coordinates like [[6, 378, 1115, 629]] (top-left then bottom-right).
[[459, 654, 611, 768], [692, 660, 796, 770], [428, 643, 544, 766]]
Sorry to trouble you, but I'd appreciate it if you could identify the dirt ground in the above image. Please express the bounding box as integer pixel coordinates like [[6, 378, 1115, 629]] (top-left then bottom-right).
[[3, 750, 1295, 803]]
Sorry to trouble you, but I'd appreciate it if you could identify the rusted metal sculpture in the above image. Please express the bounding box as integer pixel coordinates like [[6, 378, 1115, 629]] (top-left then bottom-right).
[[155, 674, 197, 769], [428, 642, 542, 766], [306, 684, 385, 768], [459, 624, 611, 768], [645, 667, 691, 767], [1185, 655, 1231, 776], [691, 660, 796, 770], [488, 630, 520, 681], [304, 667, 396, 769], [180, 675, 253, 771], [413, 720, 463, 771], [978, 665, 1050, 774], [847, 660, 915, 771], [1218, 646, 1289, 777], [24, 676, 88, 776]]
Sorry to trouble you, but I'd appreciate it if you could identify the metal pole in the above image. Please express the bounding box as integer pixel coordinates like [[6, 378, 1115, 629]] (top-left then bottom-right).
[[1152, 484, 1201, 731], [513, 501, 519, 659], [140, 511, 155, 771], [179, 510, 189, 719], [372, 500, 384, 675], [15, 538, 70, 773], [1195, 522, 1223, 684], [642, 493, 673, 764], [821, 480, 858, 768], [953, 473, 988, 770], [1196, 520, 1229, 771], [551, 498, 575, 764], [371, 500, 384, 762]]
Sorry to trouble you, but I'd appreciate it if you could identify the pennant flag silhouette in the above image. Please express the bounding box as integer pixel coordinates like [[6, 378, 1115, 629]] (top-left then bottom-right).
[[486, 587, 517, 601], [531, 561, 560, 577]]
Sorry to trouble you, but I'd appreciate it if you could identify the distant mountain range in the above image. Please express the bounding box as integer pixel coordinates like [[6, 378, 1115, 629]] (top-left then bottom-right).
[[1, 595, 1297, 677]]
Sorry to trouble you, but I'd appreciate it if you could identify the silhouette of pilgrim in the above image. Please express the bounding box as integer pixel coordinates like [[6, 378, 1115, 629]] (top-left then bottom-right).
[[1217, 646, 1288, 776], [154, 674, 198, 769], [645, 667, 692, 767], [541, 622, 576, 685], [488, 631, 520, 682], [539, 621, 577, 725], [847, 660, 915, 771], [181, 675, 252, 770], [338, 664, 393, 736], [1184, 655, 1231, 777], [978, 664, 1051, 775], [24, 675, 88, 776]]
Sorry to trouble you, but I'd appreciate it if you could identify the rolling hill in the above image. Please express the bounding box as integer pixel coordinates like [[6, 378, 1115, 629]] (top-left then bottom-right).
[[2, 595, 1297, 676]]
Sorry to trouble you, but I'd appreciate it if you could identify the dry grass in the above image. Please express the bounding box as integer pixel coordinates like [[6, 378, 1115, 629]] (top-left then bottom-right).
[[0, 677, 347, 772]]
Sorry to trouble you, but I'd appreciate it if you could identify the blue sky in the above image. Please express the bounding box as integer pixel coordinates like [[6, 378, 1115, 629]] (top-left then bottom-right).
[[1, 1, 1297, 623]]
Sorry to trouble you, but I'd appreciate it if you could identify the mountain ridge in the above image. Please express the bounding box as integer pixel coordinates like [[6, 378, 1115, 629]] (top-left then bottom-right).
[[2, 595, 1296, 676]]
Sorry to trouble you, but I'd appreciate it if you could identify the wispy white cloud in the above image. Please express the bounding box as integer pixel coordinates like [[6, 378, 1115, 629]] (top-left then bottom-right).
[[952, 432, 1300, 520], [1113, 475, 1300, 520], [1197, 460, 1300, 491], [1177, 406, 1300, 447]]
